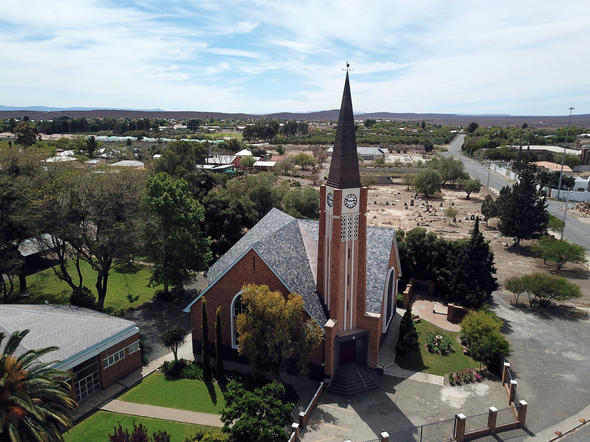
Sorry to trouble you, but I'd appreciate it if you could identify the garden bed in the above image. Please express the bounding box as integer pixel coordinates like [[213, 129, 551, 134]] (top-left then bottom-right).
[[396, 320, 479, 376]]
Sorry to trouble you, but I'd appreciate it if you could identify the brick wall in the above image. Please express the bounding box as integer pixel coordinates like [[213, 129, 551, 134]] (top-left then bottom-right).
[[98, 333, 142, 388]]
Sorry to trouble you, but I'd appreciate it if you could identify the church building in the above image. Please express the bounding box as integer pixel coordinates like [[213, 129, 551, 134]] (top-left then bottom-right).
[[184, 73, 401, 389]]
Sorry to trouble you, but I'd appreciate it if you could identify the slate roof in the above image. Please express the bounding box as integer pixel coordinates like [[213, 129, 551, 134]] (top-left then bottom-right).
[[0, 305, 138, 370], [298, 220, 396, 314], [191, 208, 327, 325]]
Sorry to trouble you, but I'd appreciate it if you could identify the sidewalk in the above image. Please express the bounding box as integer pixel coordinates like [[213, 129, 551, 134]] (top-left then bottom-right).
[[101, 400, 223, 427]]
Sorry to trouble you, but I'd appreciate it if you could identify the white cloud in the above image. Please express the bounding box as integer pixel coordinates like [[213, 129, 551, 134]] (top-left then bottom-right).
[[0, 0, 589, 114]]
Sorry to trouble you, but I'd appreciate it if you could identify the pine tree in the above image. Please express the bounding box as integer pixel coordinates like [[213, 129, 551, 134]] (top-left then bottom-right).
[[201, 297, 211, 382], [463, 217, 498, 306], [497, 163, 548, 245], [214, 306, 225, 382]]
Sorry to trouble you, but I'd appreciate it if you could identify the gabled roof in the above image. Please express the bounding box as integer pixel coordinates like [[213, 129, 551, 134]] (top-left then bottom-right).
[[0, 305, 138, 371], [184, 208, 327, 325]]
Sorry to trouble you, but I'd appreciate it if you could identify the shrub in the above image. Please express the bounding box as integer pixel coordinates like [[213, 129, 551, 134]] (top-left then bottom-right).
[[160, 358, 202, 380], [448, 368, 483, 386], [425, 331, 454, 354], [110, 423, 171, 442], [180, 363, 203, 380], [396, 293, 404, 308], [70, 286, 96, 309], [460, 310, 502, 346], [470, 333, 511, 374]]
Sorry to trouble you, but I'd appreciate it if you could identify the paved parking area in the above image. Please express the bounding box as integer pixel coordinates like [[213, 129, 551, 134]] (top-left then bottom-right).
[[301, 376, 507, 441], [493, 295, 590, 438]]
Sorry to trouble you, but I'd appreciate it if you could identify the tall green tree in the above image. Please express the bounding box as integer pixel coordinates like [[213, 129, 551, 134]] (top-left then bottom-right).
[[459, 178, 481, 199], [412, 169, 442, 197], [12, 121, 38, 146], [236, 284, 323, 378], [72, 171, 144, 310], [463, 218, 498, 305], [480, 195, 498, 225], [201, 297, 212, 382], [144, 172, 211, 295], [506, 273, 582, 308], [221, 380, 294, 442], [0, 330, 76, 441], [497, 163, 548, 245], [215, 307, 225, 382], [429, 156, 468, 186], [152, 140, 207, 179]]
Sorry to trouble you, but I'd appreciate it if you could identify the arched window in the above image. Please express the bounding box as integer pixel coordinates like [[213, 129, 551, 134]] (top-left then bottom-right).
[[231, 291, 246, 349], [383, 267, 396, 333]]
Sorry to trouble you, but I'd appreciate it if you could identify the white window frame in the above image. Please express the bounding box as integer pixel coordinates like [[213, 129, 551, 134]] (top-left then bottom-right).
[[230, 291, 245, 349], [127, 340, 140, 354], [103, 348, 125, 369], [382, 267, 397, 333]]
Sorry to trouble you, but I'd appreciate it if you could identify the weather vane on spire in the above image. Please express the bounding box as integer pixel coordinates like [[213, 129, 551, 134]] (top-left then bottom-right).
[[343, 61, 352, 72]]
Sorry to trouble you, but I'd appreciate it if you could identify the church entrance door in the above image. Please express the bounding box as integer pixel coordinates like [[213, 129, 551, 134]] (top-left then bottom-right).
[[339, 339, 356, 365]]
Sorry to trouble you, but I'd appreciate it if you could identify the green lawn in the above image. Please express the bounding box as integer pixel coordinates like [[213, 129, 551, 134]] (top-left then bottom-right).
[[396, 320, 480, 376], [119, 372, 225, 414], [22, 260, 161, 313], [63, 411, 219, 442]]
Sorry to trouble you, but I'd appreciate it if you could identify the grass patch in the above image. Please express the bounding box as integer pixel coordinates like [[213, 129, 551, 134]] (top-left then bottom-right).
[[119, 372, 225, 414], [63, 411, 219, 442], [396, 320, 480, 376], [22, 260, 161, 313]]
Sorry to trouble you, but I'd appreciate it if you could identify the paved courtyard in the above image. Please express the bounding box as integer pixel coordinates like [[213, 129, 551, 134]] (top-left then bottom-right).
[[301, 376, 508, 441]]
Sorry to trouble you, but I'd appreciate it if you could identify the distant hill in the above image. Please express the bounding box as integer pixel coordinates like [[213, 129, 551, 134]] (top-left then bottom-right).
[[0, 105, 165, 112], [1, 106, 589, 128]]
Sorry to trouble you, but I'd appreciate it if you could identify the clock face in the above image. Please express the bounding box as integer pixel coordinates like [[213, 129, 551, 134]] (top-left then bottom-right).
[[344, 193, 358, 209], [327, 192, 334, 207]]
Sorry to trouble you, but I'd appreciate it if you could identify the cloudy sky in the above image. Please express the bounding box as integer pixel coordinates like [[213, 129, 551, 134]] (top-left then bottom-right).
[[1, 0, 589, 115]]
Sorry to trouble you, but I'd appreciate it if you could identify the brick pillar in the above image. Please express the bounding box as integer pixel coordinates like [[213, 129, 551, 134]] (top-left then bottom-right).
[[291, 422, 299, 440], [380, 432, 390, 442], [517, 400, 528, 426], [509, 380, 517, 405], [502, 362, 511, 385], [298, 411, 305, 427], [324, 320, 336, 377], [455, 414, 466, 442], [488, 407, 498, 433]]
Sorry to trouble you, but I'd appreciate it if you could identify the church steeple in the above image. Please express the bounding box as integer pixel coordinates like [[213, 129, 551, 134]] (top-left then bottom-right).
[[326, 72, 361, 189]]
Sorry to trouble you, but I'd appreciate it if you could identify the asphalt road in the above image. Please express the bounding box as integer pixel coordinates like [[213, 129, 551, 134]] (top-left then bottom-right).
[[445, 135, 590, 253]]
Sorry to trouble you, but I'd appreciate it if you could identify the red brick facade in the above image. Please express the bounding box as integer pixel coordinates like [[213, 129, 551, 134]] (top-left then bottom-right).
[[98, 333, 142, 388], [190, 249, 323, 367]]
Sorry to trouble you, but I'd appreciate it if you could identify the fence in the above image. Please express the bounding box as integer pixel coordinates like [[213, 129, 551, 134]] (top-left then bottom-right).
[[289, 381, 325, 440], [549, 188, 590, 202], [382, 418, 456, 442]]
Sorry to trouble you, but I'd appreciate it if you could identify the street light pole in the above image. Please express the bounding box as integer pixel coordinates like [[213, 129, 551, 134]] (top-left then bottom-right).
[[557, 107, 574, 199], [561, 191, 569, 241], [487, 161, 491, 188]]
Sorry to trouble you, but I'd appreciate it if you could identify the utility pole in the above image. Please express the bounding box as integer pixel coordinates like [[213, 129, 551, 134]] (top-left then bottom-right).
[[561, 191, 569, 240], [557, 107, 574, 199], [487, 161, 491, 188]]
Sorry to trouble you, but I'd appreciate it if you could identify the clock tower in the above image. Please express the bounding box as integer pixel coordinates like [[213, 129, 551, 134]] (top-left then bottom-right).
[[318, 72, 371, 375]]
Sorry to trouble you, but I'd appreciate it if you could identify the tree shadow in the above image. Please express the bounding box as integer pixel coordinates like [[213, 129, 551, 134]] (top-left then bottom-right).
[[510, 302, 587, 322], [504, 244, 536, 258], [205, 380, 218, 405]]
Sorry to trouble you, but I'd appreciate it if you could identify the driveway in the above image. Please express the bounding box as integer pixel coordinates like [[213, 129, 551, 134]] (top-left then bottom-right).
[[124, 274, 208, 360], [493, 295, 590, 437]]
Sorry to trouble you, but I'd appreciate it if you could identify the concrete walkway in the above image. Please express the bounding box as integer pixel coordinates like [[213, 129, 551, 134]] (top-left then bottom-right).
[[383, 364, 445, 386], [101, 400, 224, 427], [412, 300, 460, 332]]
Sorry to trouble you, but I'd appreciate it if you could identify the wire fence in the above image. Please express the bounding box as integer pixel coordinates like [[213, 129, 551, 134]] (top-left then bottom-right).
[[385, 418, 456, 442], [464, 410, 490, 434], [496, 406, 518, 426]]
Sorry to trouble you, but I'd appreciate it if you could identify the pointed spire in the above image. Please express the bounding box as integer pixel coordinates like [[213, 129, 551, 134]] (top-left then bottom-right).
[[326, 72, 361, 189]]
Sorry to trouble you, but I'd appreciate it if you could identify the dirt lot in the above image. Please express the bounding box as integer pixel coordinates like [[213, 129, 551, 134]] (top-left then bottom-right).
[[365, 183, 590, 307]]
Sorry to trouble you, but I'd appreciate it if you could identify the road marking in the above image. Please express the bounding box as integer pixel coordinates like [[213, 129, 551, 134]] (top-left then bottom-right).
[[321, 423, 349, 430]]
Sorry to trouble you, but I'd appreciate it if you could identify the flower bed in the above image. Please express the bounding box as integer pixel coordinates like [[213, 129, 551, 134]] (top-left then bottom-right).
[[425, 331, 454, 355], [448, 368, 483, 386]]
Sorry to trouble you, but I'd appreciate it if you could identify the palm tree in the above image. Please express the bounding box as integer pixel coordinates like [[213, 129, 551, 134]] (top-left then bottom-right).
[[0, 329, 76, 442]]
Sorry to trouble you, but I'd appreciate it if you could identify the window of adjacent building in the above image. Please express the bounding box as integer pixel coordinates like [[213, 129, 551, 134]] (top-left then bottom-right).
[[73, 358, 100, 402], [103, 348, 125, 369], [127, 340, 140, 354]]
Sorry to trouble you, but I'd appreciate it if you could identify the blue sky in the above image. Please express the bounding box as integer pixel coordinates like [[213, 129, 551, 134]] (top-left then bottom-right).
[[1, 0, 589, 115]]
